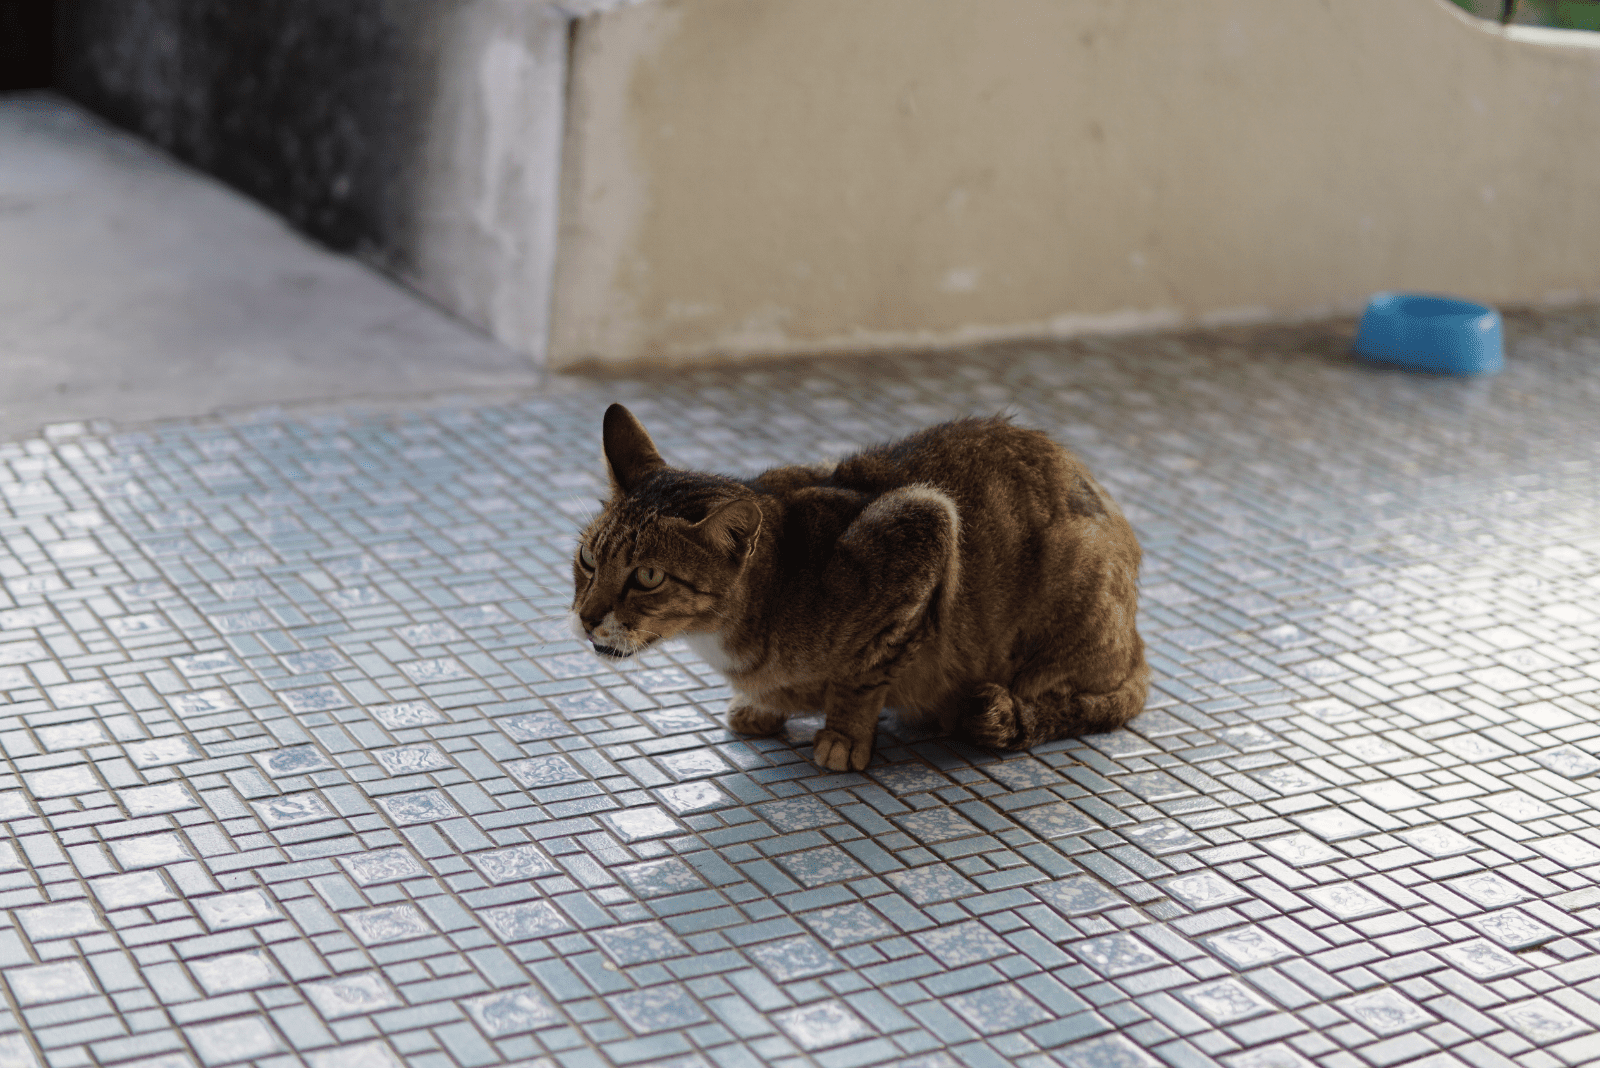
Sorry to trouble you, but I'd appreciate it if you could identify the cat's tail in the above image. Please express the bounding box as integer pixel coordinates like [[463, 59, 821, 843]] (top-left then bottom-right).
[[967, 663, 1149, 750]]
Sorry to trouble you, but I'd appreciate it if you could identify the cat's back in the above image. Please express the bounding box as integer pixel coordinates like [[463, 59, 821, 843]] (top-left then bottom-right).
[[830, 417, 1104, 527], [831, 416, 1025, 481]]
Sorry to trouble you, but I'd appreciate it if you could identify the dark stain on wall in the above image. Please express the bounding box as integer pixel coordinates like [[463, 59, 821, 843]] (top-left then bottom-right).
[[53, 0, 449, 274], [1, 0, 54, 89]]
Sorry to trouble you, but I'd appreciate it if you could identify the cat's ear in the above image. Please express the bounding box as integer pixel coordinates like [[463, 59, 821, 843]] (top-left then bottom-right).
[[602, 403, 665, 494], [691, 499, 763, 558]]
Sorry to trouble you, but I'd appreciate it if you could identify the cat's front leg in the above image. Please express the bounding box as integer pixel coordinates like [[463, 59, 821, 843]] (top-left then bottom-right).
[[809, 484, 961, 771], [814, 680, 888, 772]]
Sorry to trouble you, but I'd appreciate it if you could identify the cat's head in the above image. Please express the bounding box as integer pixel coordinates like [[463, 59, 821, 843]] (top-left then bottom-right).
[[570, 404, 762, 662]]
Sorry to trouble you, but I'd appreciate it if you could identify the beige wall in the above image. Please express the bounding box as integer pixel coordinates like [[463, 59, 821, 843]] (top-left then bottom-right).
[[549, 0, 1600, 367]]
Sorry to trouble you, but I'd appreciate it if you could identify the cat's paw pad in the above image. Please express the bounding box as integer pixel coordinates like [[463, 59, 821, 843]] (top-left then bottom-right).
[[728, 703, 785, 736], [967, 683, 1022, 749], [812, 728, 871, 772]]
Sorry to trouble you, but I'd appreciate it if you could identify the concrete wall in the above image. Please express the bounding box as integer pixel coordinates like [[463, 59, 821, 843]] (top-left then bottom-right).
[[49, 0, 1600, 370], [54, 0, 569, 362], [407, 2, 568, 361], [550, 0, 1600, 366]]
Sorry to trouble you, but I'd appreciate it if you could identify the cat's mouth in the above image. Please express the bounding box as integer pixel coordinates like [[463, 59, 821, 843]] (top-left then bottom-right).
[[591, 642, 633, 660]]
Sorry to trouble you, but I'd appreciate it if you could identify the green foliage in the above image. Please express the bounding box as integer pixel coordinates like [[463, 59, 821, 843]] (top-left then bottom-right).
[[1506, 0, 1600, 28], [1446, 0, 1600, 28], [1554, 0, 1600, 29]]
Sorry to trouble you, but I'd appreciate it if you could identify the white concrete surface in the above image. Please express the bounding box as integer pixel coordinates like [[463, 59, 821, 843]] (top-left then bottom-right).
[[0, 93, 544, 443]]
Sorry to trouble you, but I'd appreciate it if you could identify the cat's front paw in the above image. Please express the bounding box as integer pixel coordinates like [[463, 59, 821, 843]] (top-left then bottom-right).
[[812, 728, 871, 771], [728, 703, 785, 736]]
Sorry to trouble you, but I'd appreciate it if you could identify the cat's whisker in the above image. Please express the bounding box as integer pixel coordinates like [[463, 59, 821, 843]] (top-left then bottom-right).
[[516, 618, 570, 631], [483, 592, 570, 612], [500, 576, 565, 596], [566, 500, 603, 532], [519, 635, 569, 652], [630, 630, 668, 658]]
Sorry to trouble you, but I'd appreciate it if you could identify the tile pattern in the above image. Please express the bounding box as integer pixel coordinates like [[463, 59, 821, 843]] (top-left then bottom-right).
[[0, 309, 1598, 1068]]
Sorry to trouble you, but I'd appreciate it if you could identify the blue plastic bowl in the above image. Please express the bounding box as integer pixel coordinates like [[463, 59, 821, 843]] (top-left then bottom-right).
[[1353, 292, 1503, 375]]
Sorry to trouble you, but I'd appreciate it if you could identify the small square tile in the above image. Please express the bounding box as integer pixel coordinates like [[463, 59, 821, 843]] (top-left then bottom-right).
[[745, 935, 840, 981], [1071, 933, 1165, 977], [1034, 876, 1127, 915], [1490, 998, 1588, 1043], [109, 832, 192, 869], [480, 901, 571, 942], [914, 921, 1012, 967], [185, 1016, 282, 1066], [6, 960, 97, 1005], [189, 951, 284, 995], [801, 903, 898, 948], [370, 702, 446, 728], [91, 870, 174, 909], [372, 744, 452, 775], [373, 790, 461, 824], [126, 736, 205, 768], [348, 905, 434, 945], [1056, 1034, 1164, 1068], [1466, 908, 1561, 949], [600, 806, 682, 842], [1201, 927, 1294, 968], [251, 792, 336, 828], [194, 890, 280, 931], [609, 983, 708, 1034], [772, 999, 873, 1049], [16, 901, 104, 940], [505, 755, 584, 787], [1435, 938, 1529, 979], [303, 973, 401, 1018], [256, 744, 337, 777], [1339, 988, 1435, 1036], [1301, 882, 1390, 920], [121, 781, 200, 816], [341, 848, 428, 886], [463, 989, 561, 1036], [615, 858, 704, 897], [1161, 871, 1249, 910], [593, 922, 689, 965]]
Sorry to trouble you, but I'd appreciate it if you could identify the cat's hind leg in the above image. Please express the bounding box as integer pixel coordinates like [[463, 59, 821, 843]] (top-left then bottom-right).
[[728, 702, 785, 736], [728, 683, 826, 737], [967, 661, 1150, 750]]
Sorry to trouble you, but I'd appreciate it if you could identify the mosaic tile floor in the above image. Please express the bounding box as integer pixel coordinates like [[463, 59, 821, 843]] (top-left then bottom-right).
[[1, 309, 1599, 1068]]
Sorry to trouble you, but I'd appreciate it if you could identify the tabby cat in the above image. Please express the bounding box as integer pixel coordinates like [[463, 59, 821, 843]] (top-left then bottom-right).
[[570, 403, 1149, 771]]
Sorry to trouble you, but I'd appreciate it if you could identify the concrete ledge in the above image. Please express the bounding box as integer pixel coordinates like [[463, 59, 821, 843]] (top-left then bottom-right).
[[550, 0, 1600, 365]]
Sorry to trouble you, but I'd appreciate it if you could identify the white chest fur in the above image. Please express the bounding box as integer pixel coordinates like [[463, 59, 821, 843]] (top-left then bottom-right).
[[682, 631, 741, 676]]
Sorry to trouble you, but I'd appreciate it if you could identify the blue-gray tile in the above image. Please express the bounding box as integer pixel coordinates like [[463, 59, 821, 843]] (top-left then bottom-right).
[[3, 308, 1600, 1068]]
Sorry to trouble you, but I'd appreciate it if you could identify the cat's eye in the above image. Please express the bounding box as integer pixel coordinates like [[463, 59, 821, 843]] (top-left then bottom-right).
[[634, 566, 666, 589], [578, 544, 596, 569]]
